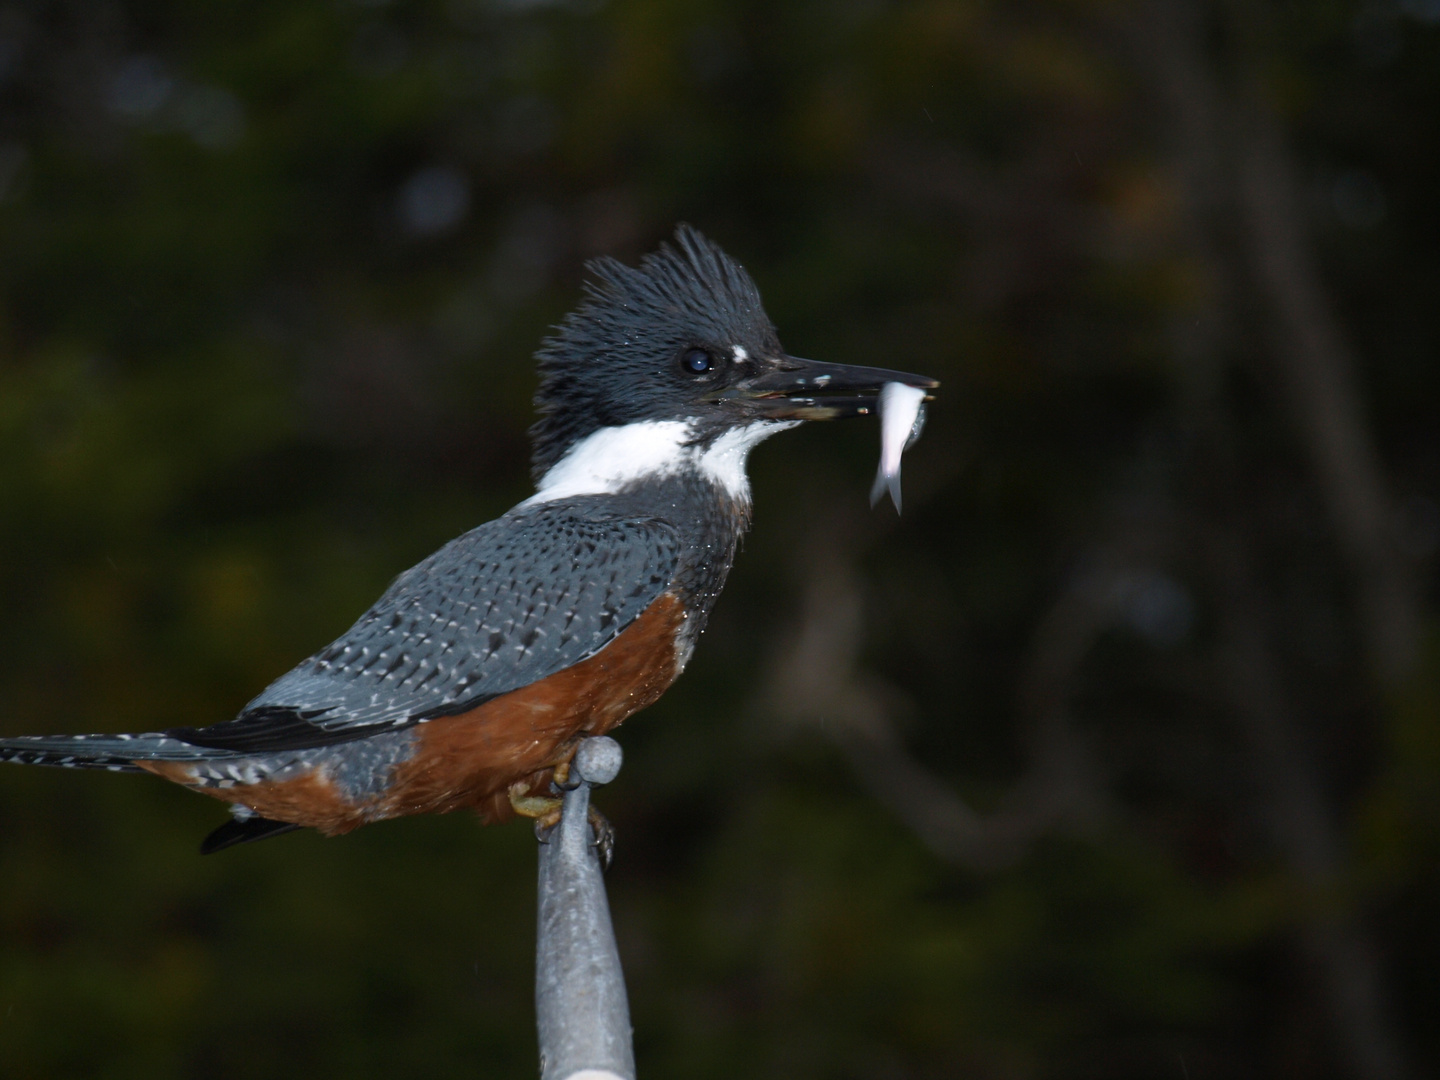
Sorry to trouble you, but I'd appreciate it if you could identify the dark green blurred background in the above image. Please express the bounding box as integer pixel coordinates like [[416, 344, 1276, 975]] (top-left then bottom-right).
[[1, 1, 1438, 1076]]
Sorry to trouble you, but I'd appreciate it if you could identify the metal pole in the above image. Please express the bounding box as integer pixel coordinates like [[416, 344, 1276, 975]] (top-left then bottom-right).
[[535, 736, 635, 1080]]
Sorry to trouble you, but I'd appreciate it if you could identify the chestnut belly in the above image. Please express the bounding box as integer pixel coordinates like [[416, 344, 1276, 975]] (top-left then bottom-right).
[[140, 592, 688, 834]]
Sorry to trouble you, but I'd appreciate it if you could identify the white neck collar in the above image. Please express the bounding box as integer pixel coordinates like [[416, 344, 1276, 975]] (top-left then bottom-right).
[[525, 419, 798, 506]]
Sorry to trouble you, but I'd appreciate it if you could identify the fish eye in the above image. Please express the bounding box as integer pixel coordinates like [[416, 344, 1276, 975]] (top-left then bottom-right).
[[681, 348, 714, 375]]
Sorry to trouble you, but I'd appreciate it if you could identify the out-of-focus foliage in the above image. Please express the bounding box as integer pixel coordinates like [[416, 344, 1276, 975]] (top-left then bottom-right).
[[0, 0, 1437, 1077]]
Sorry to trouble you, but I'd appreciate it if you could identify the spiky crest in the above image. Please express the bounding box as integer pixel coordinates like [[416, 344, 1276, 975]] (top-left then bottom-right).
[[530, 224, 781, 477]]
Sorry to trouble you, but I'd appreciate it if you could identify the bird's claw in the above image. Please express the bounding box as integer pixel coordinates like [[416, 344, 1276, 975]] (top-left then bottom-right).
[[517, 777, 615, 869], [510, 780, 563, 827], [550, 757, 578, 792], [589, 805, 615, 872]]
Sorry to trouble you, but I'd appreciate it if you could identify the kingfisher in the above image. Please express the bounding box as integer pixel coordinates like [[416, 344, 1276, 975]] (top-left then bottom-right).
[[0, 225, 937, 853]]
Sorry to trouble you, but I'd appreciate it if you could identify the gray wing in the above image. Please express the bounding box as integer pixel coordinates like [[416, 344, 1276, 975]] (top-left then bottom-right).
[[169, 504, 681, 753]]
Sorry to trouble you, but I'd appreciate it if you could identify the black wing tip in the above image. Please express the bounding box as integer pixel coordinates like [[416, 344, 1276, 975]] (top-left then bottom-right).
[[167, 705, 361, 755], [200, 815, 306, 855]]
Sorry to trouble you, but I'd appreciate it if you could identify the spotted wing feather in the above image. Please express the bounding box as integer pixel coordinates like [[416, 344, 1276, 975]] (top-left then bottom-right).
[[165, 503, 681, 754]]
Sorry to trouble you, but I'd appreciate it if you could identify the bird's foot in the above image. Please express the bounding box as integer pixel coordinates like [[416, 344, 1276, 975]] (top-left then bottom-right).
[[513, 778, 615, 871], [508, 753, 578, 824], [509, 781, 563, 828]]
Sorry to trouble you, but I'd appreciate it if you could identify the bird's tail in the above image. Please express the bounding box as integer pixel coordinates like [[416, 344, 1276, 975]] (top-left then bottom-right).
[[2, 731, 314, 855], [0, 732, 220, 772]]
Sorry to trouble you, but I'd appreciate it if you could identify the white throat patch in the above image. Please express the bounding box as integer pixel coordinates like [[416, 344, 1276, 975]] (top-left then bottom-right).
[[693, 420, 799, 499], [527, 419, 799, 506]]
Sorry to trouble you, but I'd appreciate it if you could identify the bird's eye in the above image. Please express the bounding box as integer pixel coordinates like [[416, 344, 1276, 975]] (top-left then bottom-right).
[[681, 348, 713, 375]]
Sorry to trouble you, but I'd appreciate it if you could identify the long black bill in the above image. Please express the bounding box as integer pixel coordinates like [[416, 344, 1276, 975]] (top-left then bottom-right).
[[731, 356, 939, 420]]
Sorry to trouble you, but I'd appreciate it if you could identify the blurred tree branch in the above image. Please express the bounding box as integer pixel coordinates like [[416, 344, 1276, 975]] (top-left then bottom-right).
[[1141, 2, 1417, 1075], [1229, 16, 1420, 688], [770, 2, 1425, 1075], [1207, 521, 1410, 1080], [757, 486, 1115, 873]]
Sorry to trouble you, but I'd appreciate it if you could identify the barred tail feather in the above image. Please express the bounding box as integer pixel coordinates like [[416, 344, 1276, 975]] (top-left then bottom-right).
[[0, 732, 220, 771]]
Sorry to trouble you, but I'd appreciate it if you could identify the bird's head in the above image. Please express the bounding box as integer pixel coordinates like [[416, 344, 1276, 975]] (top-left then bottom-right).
[[529, 224, 937, 502]]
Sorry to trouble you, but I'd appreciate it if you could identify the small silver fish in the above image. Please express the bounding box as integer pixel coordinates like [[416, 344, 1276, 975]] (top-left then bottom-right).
[[870, 381, 927, 513]]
